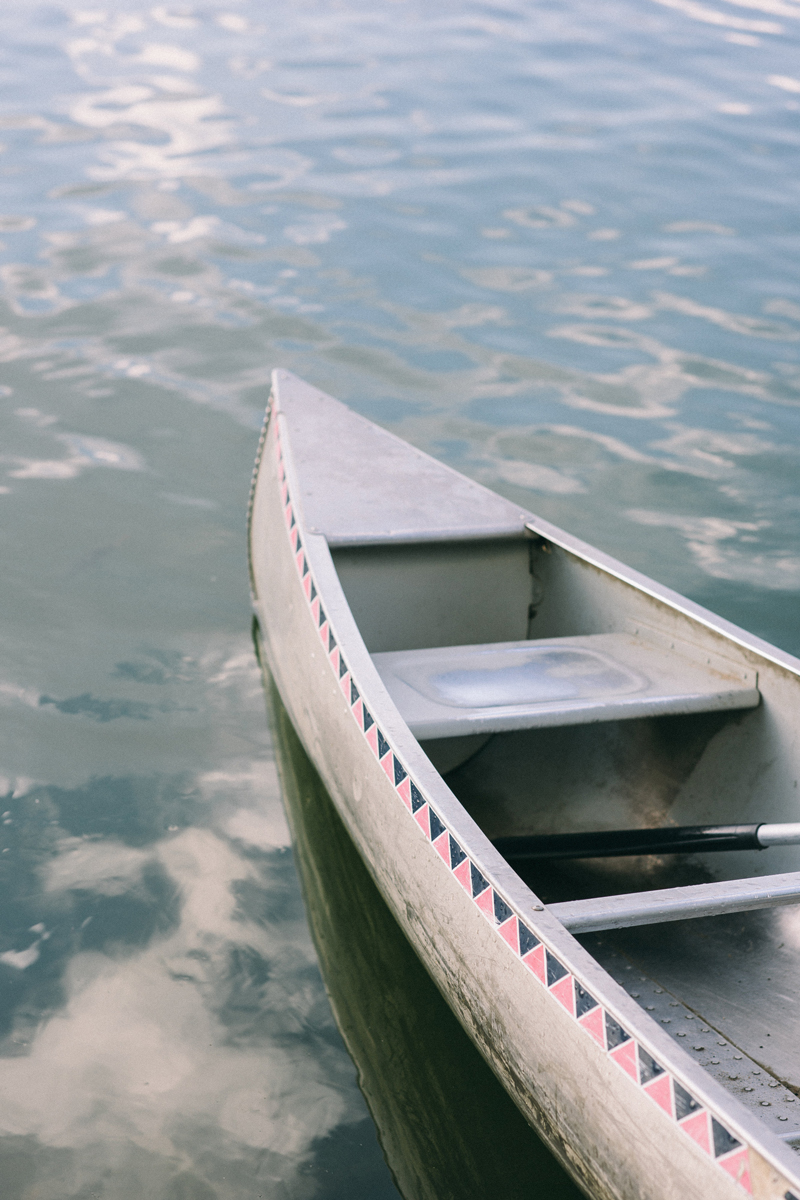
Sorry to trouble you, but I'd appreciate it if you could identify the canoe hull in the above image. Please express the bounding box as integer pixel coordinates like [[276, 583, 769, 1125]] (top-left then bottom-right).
[[250, 379, 800, 1200]]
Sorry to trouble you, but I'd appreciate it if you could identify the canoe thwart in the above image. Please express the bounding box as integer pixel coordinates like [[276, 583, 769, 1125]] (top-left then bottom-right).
[[550, 870, 800, 933], [373, 632, 759, 739]]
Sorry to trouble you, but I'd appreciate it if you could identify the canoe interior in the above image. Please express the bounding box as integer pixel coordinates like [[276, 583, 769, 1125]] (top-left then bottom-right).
[[333, 530, 800, 1129]]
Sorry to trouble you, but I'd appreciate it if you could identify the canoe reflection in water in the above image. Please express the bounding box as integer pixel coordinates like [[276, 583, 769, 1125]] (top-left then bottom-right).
[[259, 654, 582, 1200]]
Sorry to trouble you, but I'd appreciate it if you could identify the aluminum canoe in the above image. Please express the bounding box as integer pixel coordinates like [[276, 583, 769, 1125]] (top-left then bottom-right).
[[248, 368, 800, 1200]]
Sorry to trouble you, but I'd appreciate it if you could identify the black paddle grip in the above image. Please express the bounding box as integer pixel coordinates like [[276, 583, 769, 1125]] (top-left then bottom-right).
[[493, 824, 764, 861]]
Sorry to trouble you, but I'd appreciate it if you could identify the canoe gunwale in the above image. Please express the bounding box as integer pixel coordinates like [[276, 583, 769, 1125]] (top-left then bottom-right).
[[522, 516, 800, 686], [251, 370, 800, 1199]]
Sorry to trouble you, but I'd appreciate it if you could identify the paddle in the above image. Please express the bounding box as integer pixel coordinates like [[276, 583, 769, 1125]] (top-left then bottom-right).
[[493, 823, 800, 861]]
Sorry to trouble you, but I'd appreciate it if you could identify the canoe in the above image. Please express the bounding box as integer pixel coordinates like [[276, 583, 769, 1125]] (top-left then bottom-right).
[[248, 369, 800, 1200]]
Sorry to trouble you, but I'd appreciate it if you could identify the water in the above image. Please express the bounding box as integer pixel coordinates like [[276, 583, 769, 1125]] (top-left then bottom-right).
[[0, 1, 798, 1197]]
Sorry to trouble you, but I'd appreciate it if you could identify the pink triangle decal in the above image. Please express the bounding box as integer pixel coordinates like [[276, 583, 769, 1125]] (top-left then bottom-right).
[[318, 621, 328, 646], [311, 598, 320, 625], [523, 943, 546, 984], [498, 915, 519, 954], [414, 804, 430, 837], [284, 506, 293, 529], [475, 887, 494, 919], [453, 858, 471, 892], [609, 1039, 638, 1082], [296, 549, 305, 575], [351, 698, 363, 728], [339, 671, 350, 696], [365, 723, 378, 756], [396, 776, 411, 810], [380, 752, 394, 781], [281, 482, 288, 506], [433, 831, 450, 863], [718, 1148, 751, 1194], [303, 574, 312, 600], [578, 1005, 606, 1049], [550, 974, 575, 1015], [679, 1110, 711, 1155], [643, 1072, 674, 1118], [329, 646, 340, 675]]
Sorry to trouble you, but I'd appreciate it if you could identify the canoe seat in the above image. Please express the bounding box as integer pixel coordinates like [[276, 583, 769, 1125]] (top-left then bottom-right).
[[371, 632, 759, 740]]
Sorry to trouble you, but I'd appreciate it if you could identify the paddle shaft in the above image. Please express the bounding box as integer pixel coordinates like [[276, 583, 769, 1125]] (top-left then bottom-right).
[[493, 823, 790, 861]]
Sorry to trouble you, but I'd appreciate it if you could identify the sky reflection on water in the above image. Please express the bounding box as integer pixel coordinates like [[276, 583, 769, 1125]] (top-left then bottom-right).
[[0, 0, 798, 1196]]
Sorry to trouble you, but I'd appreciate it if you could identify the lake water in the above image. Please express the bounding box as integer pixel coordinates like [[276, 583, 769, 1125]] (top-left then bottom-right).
[[0, 2, 798, 1197]]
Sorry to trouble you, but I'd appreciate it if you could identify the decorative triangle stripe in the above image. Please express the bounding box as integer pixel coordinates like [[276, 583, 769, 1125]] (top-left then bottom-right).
[[274, 422, 758, 1194]]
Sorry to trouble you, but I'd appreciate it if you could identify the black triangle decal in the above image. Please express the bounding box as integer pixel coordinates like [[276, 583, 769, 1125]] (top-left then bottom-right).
[[575, 983, 598, 1018], [393, 757, 407, 786], [429, 809, 446, 841], [518, 922, 539, 957], [410, 782, 425, 812], [470, 862, 489, 898], [449, 836, 467, 869], [674, 1081, 700, 1122], [638, 1049, 664, 1086], [377, 729, 390, 759], [605, 1013, 630, 1050], [493, 892, 513, 925], [712, 1119, 741, 1159], [546, 951, 568, 987]]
